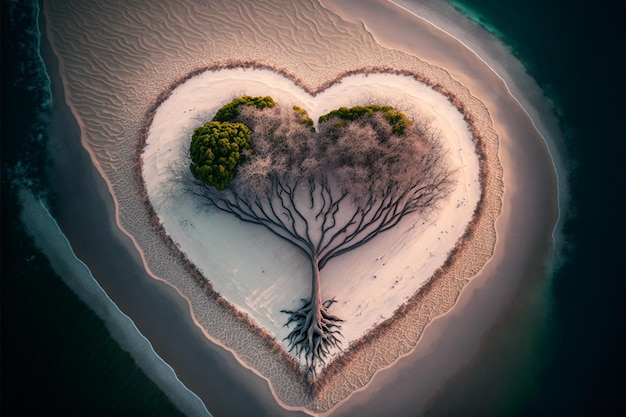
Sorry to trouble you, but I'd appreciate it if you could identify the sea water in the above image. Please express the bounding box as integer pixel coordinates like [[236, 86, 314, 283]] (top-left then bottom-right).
[[421, 1, 624, 416], [2, 1, 202, 415]]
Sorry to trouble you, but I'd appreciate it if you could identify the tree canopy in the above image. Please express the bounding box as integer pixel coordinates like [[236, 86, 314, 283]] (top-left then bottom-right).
[[212, 95, 276, 122], [190, 96, 279, 191], [292, 105, 315, 132], [189, 121, 251, 191], [234, 103, 438, 206], [187, 97, 454, 376], [318, 104, 413, 134]]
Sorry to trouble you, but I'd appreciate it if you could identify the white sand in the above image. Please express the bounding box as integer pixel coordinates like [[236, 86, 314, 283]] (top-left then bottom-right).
[[143, 68, 480, 362]]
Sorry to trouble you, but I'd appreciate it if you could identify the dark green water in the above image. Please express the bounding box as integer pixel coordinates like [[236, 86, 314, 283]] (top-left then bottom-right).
[[2, 0, 624, 416], [430, 0, 625, 415], [1, 1, 185, 415]]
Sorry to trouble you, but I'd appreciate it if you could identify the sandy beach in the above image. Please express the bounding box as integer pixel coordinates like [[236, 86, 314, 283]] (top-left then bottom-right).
[[40, 0, 559, 415]]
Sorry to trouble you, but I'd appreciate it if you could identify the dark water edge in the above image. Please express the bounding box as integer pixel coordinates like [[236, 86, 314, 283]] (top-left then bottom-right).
[[1, 1, 185, 415], [426, 1, 625, 416]]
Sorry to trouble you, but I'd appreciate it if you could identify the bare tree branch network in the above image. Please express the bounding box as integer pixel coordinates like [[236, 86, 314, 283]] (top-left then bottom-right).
[[186, 98, 455, 376]]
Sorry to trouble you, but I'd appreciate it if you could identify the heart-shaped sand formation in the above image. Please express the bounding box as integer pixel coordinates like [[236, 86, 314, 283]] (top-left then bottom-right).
[[142, 67, 481, 377]]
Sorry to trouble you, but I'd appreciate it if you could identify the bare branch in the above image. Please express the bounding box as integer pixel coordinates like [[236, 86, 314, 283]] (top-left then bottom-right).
[[185, 100, 456, 375]]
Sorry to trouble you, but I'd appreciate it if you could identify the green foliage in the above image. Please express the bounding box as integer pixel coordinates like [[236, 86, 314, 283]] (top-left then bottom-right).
[[292, 105, 315, 132], [292, 105, 307, 117], [189, 121, 251, 190], [190, 100, 413, 192], [189, 95, 275, 190], [212, 96, 277, 122], [318, 104, 412, 134]]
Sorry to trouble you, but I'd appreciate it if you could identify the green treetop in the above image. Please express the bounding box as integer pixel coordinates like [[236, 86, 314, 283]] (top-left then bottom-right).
[[318, 104, 413, 134], [212, 95, 276, 122], [189, 96, 278, 191], [189, 121, 251, 191], [292, 105, 315, 132]]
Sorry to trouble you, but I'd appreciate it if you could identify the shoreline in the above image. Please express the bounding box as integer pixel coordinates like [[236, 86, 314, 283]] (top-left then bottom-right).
[[322, 2, 560, 414], [39, 1, 556, 414], [354, 0, 567, 248], [39, 4, 311, 416], [137, 61, 500, 410]]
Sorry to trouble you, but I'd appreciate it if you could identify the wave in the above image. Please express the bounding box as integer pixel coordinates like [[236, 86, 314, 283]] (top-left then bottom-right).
[[389, 0, 569, 267], [18, 188, 212, 417], [3, 0, 53, 193]]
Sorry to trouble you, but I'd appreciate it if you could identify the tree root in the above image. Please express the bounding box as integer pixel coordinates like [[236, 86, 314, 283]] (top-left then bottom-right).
[[281, 297, 343, 377]]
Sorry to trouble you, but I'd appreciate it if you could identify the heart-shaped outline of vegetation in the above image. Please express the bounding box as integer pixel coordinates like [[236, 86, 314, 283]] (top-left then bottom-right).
[[185, 95, 455, 377], [139, 64, 499, 409]]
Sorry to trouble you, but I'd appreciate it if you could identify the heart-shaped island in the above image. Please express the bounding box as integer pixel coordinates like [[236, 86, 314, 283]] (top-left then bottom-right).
[[141, 66, 486, 407], [188, 94, 456, 376]]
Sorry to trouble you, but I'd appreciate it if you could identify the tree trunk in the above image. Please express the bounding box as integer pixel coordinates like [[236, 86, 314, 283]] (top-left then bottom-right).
[[309, 256, 322, 324], [281, 255, 343, 376]]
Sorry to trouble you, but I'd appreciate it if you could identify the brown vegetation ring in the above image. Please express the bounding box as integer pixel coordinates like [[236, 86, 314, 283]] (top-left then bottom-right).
[[134, 61, 502, 412]]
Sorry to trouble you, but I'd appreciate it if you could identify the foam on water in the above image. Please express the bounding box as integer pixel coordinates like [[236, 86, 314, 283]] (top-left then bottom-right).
[[18, 188, 212, 417], [389, 0, 568, 265]]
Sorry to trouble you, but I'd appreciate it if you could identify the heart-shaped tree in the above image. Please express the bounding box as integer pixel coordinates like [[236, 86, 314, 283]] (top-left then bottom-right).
[[188, 96, 455, 376]]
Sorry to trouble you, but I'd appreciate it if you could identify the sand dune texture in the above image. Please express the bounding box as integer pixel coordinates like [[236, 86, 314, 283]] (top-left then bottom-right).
[[44, 0, 502, 412]]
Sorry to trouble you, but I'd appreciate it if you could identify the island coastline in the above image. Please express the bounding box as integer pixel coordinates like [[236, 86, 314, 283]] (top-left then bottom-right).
[[37, 1, 556, 411], [137, 61, 500, 412]]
